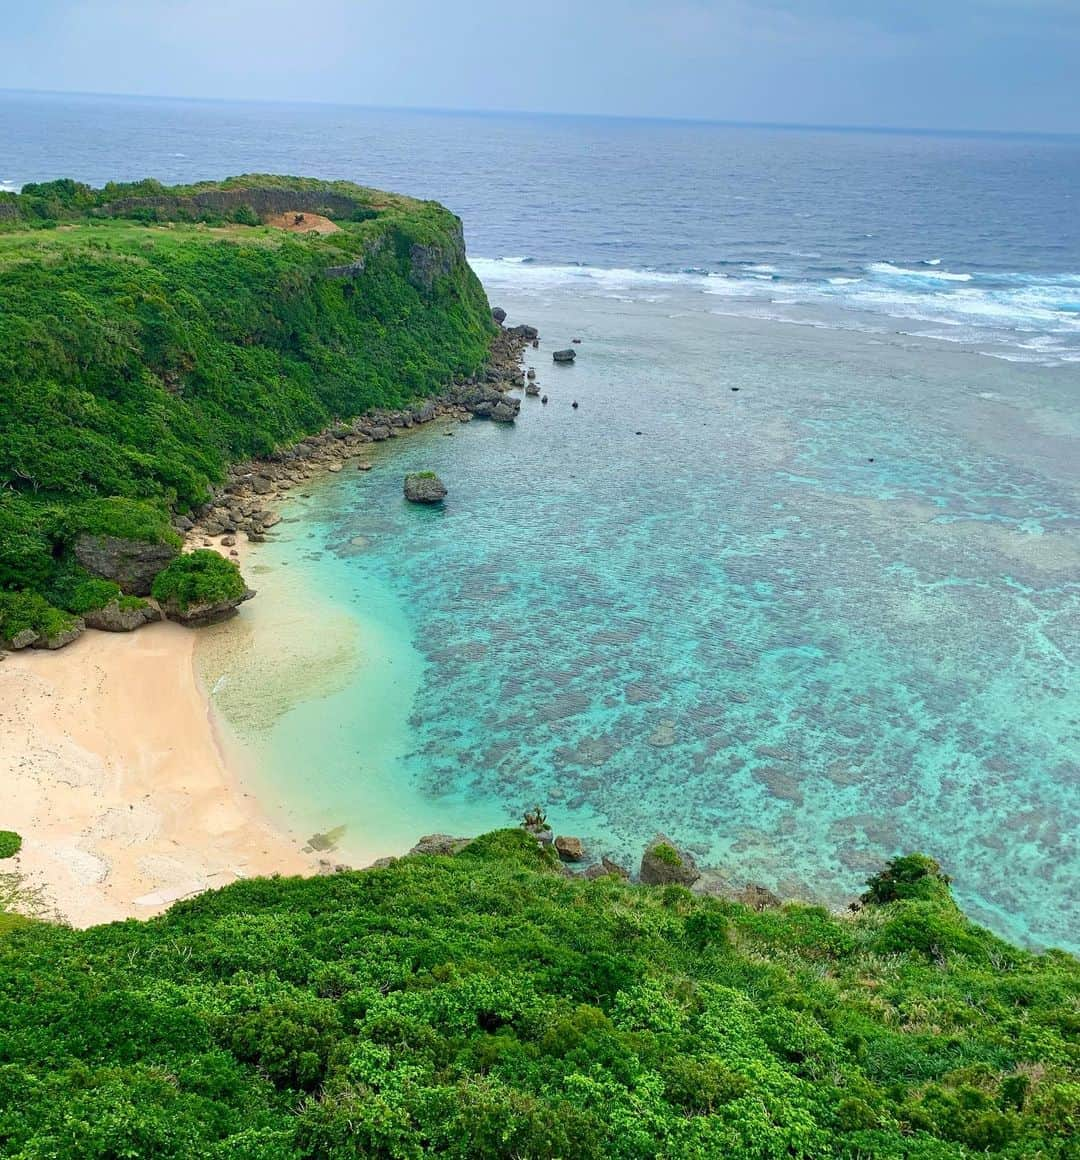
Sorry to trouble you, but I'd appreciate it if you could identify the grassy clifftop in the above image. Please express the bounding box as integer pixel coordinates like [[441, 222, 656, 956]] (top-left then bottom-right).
[[0, 176, 494, 644], [0, 833, 1076, 1157]]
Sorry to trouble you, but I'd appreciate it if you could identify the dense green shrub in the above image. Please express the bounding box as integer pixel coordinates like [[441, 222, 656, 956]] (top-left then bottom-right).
[[0, 832, 21, 859], [0, 834, 1075, 1157], [863, 853, 953, 905], [151, 550, 247, 611], [0, 590, 79, 645]]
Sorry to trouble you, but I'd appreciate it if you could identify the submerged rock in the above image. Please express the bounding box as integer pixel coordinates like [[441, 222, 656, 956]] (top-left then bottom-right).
[[404, 473, 448, 504], [553, 348, 577, 363], [640, 835, 700, 887]]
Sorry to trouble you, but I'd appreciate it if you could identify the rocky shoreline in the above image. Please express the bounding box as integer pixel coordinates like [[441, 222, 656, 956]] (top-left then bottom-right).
[[1, 317, 536, 656], [180, 319, 536, 551]]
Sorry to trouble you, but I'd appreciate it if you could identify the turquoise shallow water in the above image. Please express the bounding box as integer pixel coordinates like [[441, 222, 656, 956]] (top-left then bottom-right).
[[201, 281, 1079, 952]]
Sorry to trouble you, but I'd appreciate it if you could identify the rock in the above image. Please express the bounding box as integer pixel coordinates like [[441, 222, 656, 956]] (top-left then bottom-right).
[[8, 628, 40, 650], [526, 368, 536, 380], [73, 535, 179, 596], [173, 515, 194, 532], [553, 348, 577, 363], [250, 475, 274, 495], [735, 883, 782, 911], [220, 535, 236, 547], [571, 337, 582, 344], [409, 834, 473, 856], [541, 395, 548, 404], [490, 397, 520, 423], [31, 618, 85, 651], [327, 463, 343, 473], [507, 324, 539, 341], [602, 856, 630, 879], [491, 306, 507, 324], [356, 462, 373, 471], [571, 401, 579, 409], [525, 383, 540, 396], [404, 472, 448, 504], [160, 587, 255, 628], [640, 835, 700, 887], [554, 836, 585, 862], [83, 599, 160, 632]]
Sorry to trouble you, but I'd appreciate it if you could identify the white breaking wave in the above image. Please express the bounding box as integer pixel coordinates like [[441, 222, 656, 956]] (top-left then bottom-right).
[[471, 255, 1080, 366], [869, 262, 973, 282]]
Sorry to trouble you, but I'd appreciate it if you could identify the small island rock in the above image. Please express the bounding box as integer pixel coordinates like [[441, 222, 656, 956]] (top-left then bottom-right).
[[553, 348, 577, 363], [404, 472, 448, 504]]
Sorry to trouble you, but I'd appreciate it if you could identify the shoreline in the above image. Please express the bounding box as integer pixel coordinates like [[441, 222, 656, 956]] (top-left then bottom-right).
[[1, 323, 535, 927]]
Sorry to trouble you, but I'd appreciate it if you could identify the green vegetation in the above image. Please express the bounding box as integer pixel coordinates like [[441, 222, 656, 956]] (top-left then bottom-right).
[[151, 550, 248, 611], [0, 837, 1075, 1157], [0, 175, 494, 639], [651, 842, 683, 867], [0, 833, 20, 860]]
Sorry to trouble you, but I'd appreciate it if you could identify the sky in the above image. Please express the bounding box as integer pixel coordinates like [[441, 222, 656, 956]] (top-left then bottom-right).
[[3, 1, 1078, 134]]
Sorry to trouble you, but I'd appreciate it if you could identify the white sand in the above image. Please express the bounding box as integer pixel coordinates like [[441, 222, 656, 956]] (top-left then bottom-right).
[[0, 621, 317, 926]]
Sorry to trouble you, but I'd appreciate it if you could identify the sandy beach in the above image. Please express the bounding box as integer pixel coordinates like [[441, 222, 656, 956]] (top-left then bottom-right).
[[0, 620, 316, 927]]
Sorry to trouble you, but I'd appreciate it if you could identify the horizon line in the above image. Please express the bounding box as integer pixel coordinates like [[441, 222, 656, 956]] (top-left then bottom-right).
[[2, 86, 1078, 142]]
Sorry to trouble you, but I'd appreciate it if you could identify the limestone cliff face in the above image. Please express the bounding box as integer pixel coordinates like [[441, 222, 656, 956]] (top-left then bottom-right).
[[408, 218, 467, 292], [100, 187, 373, 222]]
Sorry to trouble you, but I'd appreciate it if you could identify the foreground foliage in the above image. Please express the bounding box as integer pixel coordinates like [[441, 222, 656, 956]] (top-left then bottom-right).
[[0, 833, 1075, 1158], [0, 175, 493, 638]]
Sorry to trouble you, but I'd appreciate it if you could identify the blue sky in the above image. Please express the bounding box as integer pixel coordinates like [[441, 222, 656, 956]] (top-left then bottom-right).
[[4, 1, 1078, 133]]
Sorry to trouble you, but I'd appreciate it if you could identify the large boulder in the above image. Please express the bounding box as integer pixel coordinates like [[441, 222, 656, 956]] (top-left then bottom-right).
[[639, 835, 700, 887], [553, 348, 577, 363], [83, 599, 161, 633], [491, 306, 507, 324], [7, 628, 40, 651], [159, 587, 255, 628], [404, 473, 448, 504], [30, 618, 85, 651], [409, 834, 473, 856], [490, 397, 520, 423], [73, 535, 179, 596], [507, 324, 539, 341], [554, 836, 585, 863]]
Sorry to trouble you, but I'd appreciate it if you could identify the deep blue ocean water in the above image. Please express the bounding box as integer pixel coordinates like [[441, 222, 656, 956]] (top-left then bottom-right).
[[4, 92, 1078, 948]]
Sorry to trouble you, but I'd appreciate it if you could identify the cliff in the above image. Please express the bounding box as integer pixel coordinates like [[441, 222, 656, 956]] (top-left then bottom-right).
[[0, 175, 495, 646]]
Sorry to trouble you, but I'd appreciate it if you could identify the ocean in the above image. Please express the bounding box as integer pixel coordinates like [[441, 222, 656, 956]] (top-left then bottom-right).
[[4, 91, 1078, 949]]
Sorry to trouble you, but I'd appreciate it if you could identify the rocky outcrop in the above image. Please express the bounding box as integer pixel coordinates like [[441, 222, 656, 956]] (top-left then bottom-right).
[[404, 473, 448, 504], [507, 324, 539, 341], [491, 306, 507, 324], [158, 587, 255, 628], [553, 349, 577, 363], [554, 836, 585, 863], [735, 883, 782, 911], [73, 535, 178, 596], [640, 835, 700, 887], [490, 397, 520, 423], [83, 599, 161, 633], [409, 834, 473, 856], [7, 628, 40, 651], [30, 619, 85, 651]]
